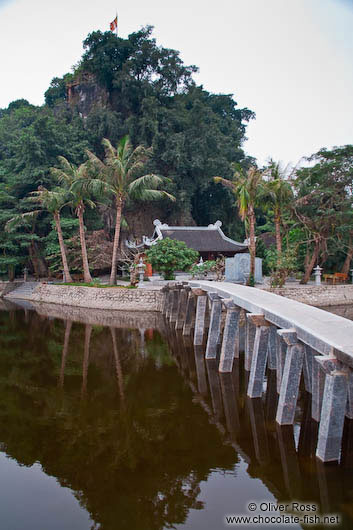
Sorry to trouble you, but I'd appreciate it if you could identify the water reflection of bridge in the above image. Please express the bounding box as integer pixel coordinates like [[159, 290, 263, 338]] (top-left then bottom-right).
[[164, 325, 353, 522]]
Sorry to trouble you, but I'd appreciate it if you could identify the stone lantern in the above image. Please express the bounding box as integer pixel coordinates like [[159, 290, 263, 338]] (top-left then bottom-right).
[[137, 258, 146, 288], [23, 267, 28, 282], [314, 265, 322, 285]]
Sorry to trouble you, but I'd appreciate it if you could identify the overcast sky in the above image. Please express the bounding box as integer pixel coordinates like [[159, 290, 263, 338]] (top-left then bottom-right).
[[0, 0, 352, 166]]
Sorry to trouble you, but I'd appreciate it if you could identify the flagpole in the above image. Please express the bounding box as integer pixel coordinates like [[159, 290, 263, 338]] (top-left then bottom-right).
[[116, 11, 118, 37]]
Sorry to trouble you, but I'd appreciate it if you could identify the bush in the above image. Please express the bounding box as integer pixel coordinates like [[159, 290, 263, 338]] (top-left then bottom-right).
[[190, 260, 216, 278], [190, 256, 225, 280], [146, 238, 199, 280], [266, 246, 297, 287]]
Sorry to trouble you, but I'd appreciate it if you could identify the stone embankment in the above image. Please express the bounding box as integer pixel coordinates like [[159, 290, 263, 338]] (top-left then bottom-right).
[[2, 283, 163, 312], [2, 281, 353, 312], [263, 284, 353, 307]]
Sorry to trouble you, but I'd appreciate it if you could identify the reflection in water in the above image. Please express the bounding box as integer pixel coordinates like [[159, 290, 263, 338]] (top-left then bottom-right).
[[0, 306, 352, 529], [110, 327, 125, 404], [59, 320, 72, 388], [81, 324, 92, 398]]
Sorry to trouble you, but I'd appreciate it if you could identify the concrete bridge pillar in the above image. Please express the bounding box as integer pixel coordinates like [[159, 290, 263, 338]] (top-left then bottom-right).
[[312, 355, 326, 421], [161, 286, 170, 316], [315, 356, 348, 462], [346, 368, 353, 419], [169, 285, 182, 323], [219, 300, 241, 373], [276, 333, 287, 394], [245, 316, 256, 371], [276, 329, 304, 425], [193, 289, 208, 346], [183, 290, 196, 336], [205, 293, 223, 359], [247, 314, 270, 398], [165, 288, 174, 320], [303, 345, 314, 394], [267, 325, 277, 370], [176, 286, 190, 330]]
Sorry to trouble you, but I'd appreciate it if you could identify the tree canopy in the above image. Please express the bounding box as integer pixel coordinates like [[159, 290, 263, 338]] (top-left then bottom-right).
[[0, 26, 254, 278]]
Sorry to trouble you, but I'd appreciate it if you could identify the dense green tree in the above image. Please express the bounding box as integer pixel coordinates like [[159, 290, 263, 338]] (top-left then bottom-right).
[[0, 100, 90, 277], [293, 145, 353, 283], [47, 27, 254, 230]]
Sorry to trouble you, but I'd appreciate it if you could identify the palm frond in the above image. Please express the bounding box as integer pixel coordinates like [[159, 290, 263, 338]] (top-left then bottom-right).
[[57, 155, 74, 175], [102, 138, 117, 160], [138, 189, 176, 202], [86, 150, 105, 171], [213, 176, 236, 192]]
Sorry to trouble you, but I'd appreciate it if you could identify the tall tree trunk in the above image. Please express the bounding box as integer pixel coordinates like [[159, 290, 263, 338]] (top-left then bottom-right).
[[54, 212, 72, 283], [341, 234, 353, 275], [274, 210, 282, 255], [248, 207, 256, 282], [110, 197, 123, 285], [300, 240, 319, 284], [29, 240, 48, 278], [59, 320, 72, 388], [77, 202, 92, 283], [304, 244, 310, 270]]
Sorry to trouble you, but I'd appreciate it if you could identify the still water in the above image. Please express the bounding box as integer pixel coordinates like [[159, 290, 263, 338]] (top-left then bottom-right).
[[0, 300, 352, 530]]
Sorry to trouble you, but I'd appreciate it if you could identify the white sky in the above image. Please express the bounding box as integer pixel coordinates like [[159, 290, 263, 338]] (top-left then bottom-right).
[[0, 0, 352, 166]]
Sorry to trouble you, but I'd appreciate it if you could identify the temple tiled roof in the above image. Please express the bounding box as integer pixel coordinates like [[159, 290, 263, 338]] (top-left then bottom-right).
[[158, 220, 248, 253], [125, 220, 248, 254]]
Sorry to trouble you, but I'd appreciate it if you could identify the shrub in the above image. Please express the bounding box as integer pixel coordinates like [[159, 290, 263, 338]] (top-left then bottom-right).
[[266, 246, 297, 287], [146, 238, 199, 280]]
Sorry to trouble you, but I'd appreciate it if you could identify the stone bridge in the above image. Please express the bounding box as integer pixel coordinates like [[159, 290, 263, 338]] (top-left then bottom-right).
[[162, 280, 353, 463]]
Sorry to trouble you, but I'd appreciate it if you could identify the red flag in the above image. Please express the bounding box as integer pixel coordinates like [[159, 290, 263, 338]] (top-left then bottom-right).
[[110, 16, 118, 32]]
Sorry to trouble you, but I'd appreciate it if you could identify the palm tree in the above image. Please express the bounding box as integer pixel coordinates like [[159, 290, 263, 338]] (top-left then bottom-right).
[[29, 186, 73, 283], [85, 135, 175, 285], [262, 160, 293, 255], [214, 165, 263, 282], [51, 157, 95, 283]]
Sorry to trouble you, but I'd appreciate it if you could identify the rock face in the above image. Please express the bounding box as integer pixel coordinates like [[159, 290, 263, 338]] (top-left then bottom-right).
[[66, 73, 109, 118]]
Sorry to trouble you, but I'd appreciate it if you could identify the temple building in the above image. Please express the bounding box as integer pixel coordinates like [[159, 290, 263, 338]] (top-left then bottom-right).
[[126, 219, 248, 260]]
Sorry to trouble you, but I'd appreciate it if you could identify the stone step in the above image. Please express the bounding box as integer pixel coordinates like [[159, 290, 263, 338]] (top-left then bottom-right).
[[5, 282, 38, 300]]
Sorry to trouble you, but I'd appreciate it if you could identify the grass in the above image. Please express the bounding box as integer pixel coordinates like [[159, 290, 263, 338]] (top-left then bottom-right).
[[55, 281, 137, 289]]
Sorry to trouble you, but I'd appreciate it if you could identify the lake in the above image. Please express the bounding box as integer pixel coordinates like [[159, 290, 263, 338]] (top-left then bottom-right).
[[0, 300, 352, 529]]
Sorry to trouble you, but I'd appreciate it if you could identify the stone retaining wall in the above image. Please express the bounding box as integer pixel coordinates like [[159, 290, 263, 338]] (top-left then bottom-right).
[[263, 284, 353, 307], [29, 284, 163, 312]]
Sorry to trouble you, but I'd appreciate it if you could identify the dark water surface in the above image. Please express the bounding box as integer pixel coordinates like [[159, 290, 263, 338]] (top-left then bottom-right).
[[0, 301, 352, 530]]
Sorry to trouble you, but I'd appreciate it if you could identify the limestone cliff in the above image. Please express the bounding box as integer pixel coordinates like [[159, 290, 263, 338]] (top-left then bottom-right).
[[66, 73, 109, 118]]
